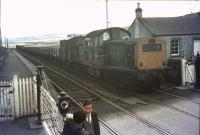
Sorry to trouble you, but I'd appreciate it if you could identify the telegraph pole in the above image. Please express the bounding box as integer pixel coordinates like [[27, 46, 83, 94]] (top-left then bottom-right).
[[0, 0, 2, 47], [6, 38, 8, 48], [106, 0, 109, 28], [4, 38, 8, 48], [0, 29, 2, 48]]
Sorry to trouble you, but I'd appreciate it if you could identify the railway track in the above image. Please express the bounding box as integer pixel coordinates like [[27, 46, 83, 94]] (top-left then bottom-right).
[[18, 51, 199, 135], [19, 51, 173, 135], [46, 68, 172, 135], [133, 92, 200, 119], [49, 80, 121, 135], [156, 88, 200, 104]]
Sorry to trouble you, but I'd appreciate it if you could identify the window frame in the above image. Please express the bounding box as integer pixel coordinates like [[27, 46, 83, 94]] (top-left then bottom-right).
[[170, 39, 180, 56]]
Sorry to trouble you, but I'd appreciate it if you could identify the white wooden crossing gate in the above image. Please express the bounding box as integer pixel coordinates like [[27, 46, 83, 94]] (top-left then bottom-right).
[[185, 61, 195, 85], [0, 81, 14, 121], [181, 59, 195, 86], [0, 75, 38, 121], [0, 74, 64, 135]]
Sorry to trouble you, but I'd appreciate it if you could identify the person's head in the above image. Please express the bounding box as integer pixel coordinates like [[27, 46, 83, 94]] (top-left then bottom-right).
[[73, 110, 86, 124], [83, 100, 93, 114]]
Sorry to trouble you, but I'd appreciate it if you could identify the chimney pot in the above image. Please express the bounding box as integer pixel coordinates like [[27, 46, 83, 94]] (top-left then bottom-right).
[[135, 2, 142, 18]]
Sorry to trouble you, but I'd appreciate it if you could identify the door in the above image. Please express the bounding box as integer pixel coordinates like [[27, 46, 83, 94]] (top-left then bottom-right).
[[127, 45, 135, 68]]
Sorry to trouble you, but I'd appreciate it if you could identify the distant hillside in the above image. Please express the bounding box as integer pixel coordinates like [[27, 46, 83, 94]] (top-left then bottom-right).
[[5, 33, 84, 45], [5, 34, 67, 44]]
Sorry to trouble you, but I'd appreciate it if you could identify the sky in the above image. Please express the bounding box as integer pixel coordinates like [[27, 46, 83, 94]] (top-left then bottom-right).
[[1, 0, 200, 38]]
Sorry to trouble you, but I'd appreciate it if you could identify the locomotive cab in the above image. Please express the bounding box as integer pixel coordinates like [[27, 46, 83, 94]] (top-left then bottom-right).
[[102, 40, 136, 69]]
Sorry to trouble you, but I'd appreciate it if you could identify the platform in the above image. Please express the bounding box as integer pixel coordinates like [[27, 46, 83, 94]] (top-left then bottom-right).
[[0, 118, 48, 135], [0, 49, 33, 81]]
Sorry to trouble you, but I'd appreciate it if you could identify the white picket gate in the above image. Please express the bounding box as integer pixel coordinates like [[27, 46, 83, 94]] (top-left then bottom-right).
[[0, 81, 14, 121], [13, 75, 38, 118], [0, 75, 38, 120]]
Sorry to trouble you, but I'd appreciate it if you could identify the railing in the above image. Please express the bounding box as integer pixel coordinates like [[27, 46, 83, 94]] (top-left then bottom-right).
[[41, 86, 64, 135]]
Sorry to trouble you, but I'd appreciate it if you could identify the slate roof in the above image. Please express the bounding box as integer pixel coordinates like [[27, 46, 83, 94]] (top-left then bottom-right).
[[137, 12, 200, 36]]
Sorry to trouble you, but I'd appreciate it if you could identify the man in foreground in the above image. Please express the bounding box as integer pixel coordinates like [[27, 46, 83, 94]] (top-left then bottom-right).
[[62, 110, 93, 135], [83, 100, 100, 135]]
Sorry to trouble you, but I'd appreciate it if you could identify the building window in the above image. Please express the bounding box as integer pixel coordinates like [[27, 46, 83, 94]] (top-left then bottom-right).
[[194, 40, 200, 56], [170, 39, 180, 56]]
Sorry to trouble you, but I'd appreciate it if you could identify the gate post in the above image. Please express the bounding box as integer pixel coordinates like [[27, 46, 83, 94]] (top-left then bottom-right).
[[181, 59, 186, 86], [36, 66, 43, 124], [13, 75, 20, 118], [195, 52, 200, 89]]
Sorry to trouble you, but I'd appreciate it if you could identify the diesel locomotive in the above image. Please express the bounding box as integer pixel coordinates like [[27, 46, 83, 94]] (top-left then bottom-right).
[[17, 27, 167, 91]]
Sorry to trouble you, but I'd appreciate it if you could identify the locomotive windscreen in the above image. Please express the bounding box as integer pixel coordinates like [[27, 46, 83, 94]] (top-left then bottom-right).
[[103, 41, 135, 68]]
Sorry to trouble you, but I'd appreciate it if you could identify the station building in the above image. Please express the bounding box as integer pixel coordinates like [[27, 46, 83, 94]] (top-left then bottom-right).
[[128, 3, 200, 60]]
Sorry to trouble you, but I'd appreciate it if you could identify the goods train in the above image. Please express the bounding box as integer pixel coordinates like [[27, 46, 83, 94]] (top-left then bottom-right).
[[17, 27, 167, 91]]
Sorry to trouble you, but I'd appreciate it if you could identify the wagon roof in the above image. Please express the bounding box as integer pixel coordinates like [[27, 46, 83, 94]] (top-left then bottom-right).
[[86, 27, 130, 37], [60, 36, 84, 45]]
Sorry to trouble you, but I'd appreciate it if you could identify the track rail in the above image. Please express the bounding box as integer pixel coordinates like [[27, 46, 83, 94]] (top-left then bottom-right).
[[134, 92, 200, 119], [156, 88, 200, 104]]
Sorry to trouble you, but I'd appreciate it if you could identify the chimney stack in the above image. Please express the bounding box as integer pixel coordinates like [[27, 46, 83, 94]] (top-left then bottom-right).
[[135, 3, 142, 18]]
